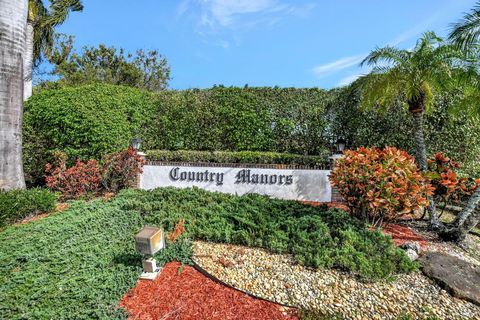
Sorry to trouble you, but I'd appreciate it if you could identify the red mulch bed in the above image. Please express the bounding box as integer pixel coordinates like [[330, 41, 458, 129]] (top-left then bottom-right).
[[381, 224, 428, 249], [120, 262, 298, 320]]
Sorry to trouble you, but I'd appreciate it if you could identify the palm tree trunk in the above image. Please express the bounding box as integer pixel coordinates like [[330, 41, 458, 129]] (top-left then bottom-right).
[[23, 21, 34, 101], [411, 111, 428, 171], [0, 0, 28, 190], [411, 110, 440, 228], [441, 188, 480, 242]]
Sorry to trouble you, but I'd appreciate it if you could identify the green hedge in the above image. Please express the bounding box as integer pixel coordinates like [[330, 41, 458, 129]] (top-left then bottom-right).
[[0, 189, 57, 228], [146, 150, 330, 167], [23, 84, 156, 186], [23, 83, 480, 186]]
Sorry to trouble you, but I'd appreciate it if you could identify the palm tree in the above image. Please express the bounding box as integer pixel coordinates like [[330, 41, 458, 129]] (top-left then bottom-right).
[[0, 0, 28, 190], [359, 32, 464, 229], [439, 2, 480, 242], [24, 0, 83, 100]]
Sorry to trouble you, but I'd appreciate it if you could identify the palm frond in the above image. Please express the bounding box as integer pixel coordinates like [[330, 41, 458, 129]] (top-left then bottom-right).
[[44, 0, 83, 27], [360, 46, 410, 67], [449, 1, 480, 50]]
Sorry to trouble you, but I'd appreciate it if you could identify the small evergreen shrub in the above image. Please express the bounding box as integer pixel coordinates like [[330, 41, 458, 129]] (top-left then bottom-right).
[[0, 198, 144, 319], [330, 147, 433, 225], [146, 150, 329, 167], [0, 188, 57, 228]]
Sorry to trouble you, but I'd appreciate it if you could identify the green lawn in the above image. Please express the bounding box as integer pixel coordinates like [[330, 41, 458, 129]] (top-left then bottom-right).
[[0, 187, 416, 319]]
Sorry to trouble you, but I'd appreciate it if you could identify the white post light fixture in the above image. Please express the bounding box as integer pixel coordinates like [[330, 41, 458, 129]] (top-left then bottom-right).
[[135, 226, 165, 280], [131, 137, 142, 150]]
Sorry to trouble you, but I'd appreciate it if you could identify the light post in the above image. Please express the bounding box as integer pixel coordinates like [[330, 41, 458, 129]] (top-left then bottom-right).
[[335, 138, 346, 154], [329, 137, 346, 203], [131, 137, 145, 157]]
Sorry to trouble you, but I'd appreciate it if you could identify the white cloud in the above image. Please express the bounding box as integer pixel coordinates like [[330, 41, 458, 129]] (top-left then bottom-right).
[[337, 74, 363, 87], [178, 0, 315, 29], [312, 55, 364, 77]]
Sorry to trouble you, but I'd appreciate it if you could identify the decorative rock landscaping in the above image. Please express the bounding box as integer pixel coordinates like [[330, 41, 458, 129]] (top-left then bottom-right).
[[193, 241, 480, 320]]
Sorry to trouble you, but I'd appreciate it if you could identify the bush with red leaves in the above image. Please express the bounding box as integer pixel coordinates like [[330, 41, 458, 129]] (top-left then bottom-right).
[[426, 152, 480, 205], [45, 147, 145, 200], [101, 147, 145, 193], [330, 147, 433, 226], [45, 152, 101, 201]]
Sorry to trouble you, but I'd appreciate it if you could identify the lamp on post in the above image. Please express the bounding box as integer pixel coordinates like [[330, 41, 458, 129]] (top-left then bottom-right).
[[329, 137, 346, 166], [131, 137, 146, 157], [335, 138, 346, 154], [131, 137, 142, 151]]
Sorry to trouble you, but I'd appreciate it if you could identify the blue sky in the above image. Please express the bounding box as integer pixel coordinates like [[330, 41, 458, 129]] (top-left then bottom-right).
[[55, 0, 478, 89]]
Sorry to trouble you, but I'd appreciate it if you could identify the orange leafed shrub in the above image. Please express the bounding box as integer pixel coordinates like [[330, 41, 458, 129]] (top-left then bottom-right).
[[45, 152, 102, 201], [427, 152, 480, 204], [330, 147, 433, 226]]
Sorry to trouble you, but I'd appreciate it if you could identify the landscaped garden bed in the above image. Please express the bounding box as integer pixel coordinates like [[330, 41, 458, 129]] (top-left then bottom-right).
[[0, 187, 420, 318], [193, 240, 480, 320]]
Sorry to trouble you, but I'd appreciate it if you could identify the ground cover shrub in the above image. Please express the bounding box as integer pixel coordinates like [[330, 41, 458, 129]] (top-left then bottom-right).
[[117, 187, 417, 280], [330, 147, 433, 226], [0, 187, 416, 318], [0, 198, 144, 319], [146, 150, 329, 167], [0, 188, 57, 228]]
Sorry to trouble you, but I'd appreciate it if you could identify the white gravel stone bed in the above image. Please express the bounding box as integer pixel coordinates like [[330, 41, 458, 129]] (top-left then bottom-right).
[[193, 241, 480, 320]]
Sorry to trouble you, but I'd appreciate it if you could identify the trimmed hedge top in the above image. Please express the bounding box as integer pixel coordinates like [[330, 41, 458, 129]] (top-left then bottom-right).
[[146, 150, 330, 168]]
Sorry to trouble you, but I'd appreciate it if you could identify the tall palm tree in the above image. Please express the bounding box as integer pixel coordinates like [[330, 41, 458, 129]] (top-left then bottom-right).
[[24, 0, 83, 100], [440, 2, 480, 242], [359, 32, 463, 229], [0, 0, 28, 190]]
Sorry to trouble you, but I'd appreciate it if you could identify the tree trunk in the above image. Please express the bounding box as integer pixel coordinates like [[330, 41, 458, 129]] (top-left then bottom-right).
[[441, 188, 480, 242], [411, 111, 428, 171], [0, 0, 28, 190], [23, 21, 34, 101], [410, 107, 440, 229]]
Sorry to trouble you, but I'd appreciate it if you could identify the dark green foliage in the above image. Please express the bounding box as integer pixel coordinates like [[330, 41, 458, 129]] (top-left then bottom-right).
[[154, 238, 194, 266], [146, 150, 329, 167], [24, 84, 480, 187], [145, 87, 331, 154], [0, 198, 144, 319], [117, 187, 417, 280], [40, 35, 170, 92], [23, 84, 155, 186], [329, 86, 480, 176], [0, 188, 57, 228]]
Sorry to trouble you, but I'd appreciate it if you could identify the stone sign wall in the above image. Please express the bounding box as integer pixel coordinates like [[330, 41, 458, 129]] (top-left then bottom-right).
[[140, 163, 332, 202]]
